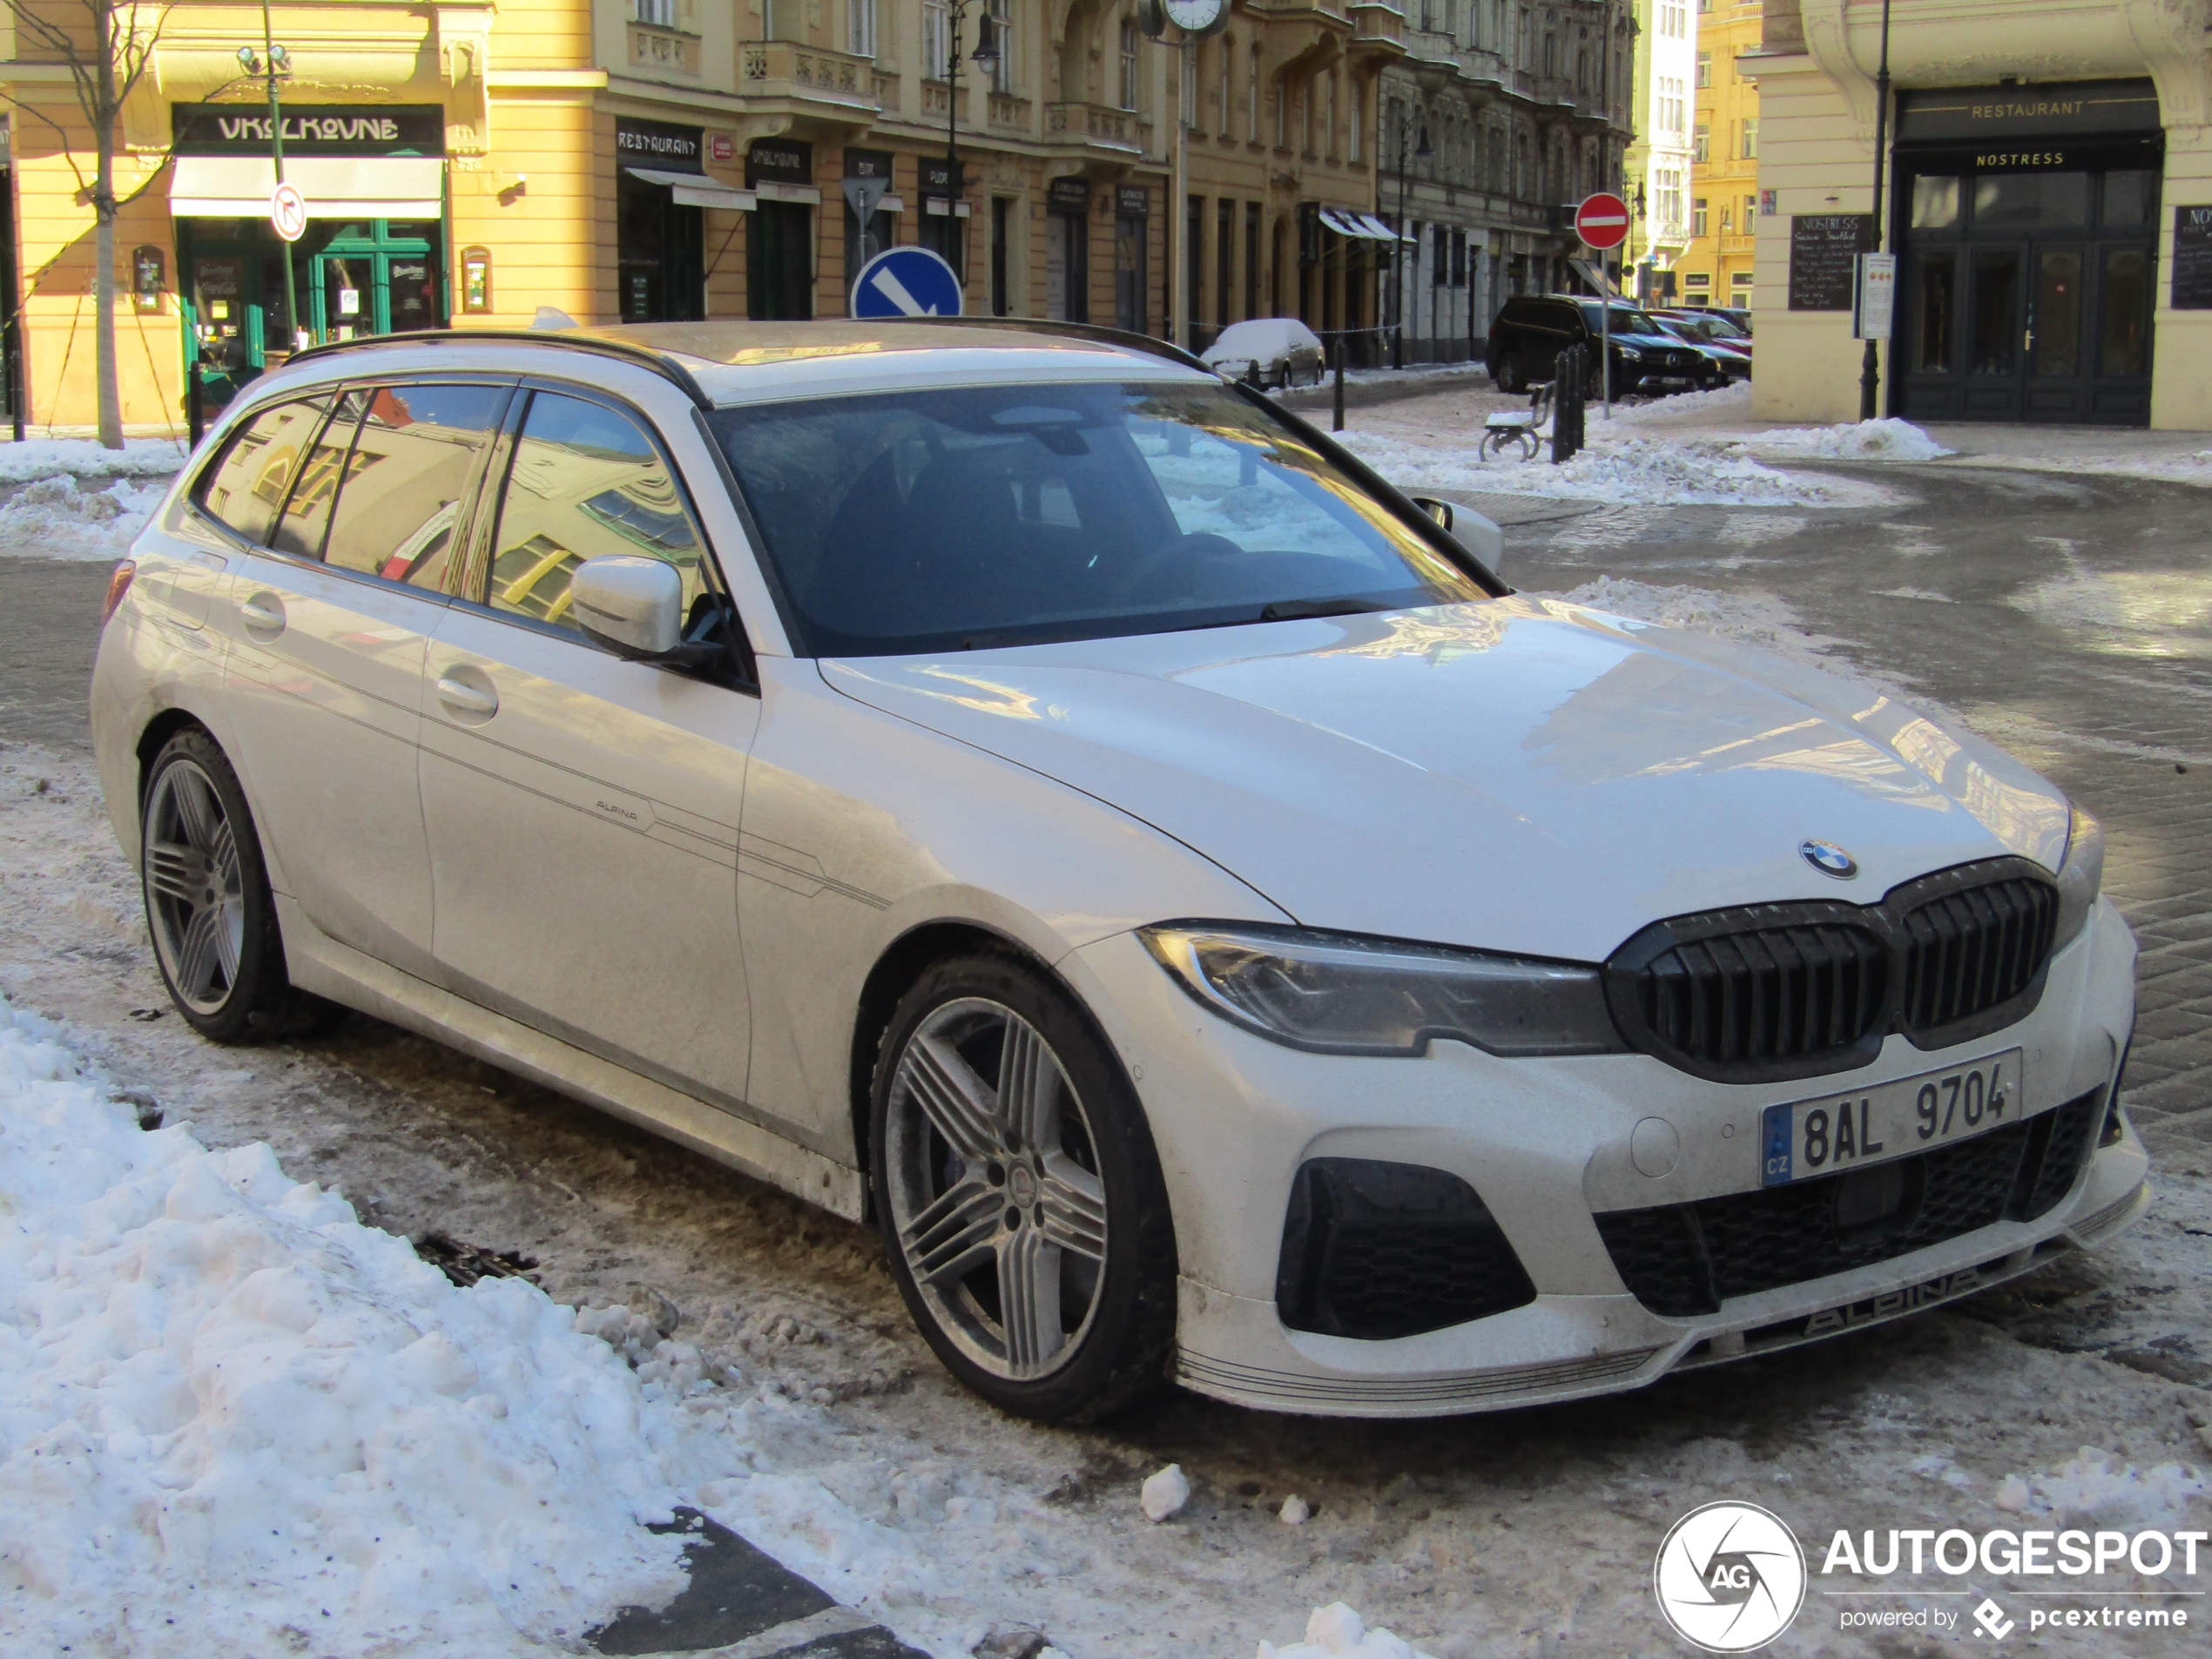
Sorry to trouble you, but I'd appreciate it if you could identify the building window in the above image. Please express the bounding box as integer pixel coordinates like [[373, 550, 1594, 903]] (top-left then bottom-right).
[[988, 0, 1012, 91], [1740, 118, 1757, 158], [924, 0, 948, 77], [1695, 51, 1710, 88], [1248, 47, 1261, 141], [1218, 42, 1231, 134], [1691, 197, 1707, 238], [1119, 19, 1139, 110], [1350, 78, 1362, 162], [635, 0, 676, 25], [1693, 124, 1710, 163], [846, 0, 875, 55]]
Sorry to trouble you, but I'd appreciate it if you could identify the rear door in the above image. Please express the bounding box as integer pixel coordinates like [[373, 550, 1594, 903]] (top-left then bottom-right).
[[418, 385, 762, 1116], [215, 380, 509, 979]]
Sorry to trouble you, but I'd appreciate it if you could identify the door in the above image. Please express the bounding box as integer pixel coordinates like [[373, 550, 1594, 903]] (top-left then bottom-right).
[[217, 381, 509, 981], [419, 387, 762, 1113], [749, 202, 813, 320]]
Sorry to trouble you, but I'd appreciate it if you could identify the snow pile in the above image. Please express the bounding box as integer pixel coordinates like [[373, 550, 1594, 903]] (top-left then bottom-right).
[[1339, 428, 1853, 507], [0, 991, 698, 1656], [1607, 380, 1754, 425], [1140, 1463, 1190, 1522], [0, 436, 186, 485], [1992, 1448, 2209, 1529], [1750, 417, 1953, 462], [1258, 1602, 1437, 1659], [0, 471, 171, 560]]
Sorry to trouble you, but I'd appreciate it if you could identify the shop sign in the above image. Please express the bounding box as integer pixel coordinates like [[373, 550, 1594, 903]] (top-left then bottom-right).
[[132, 246, 165, 313], [1895, 78, 2159, 143], [710, 132, 735, 163], [2174, 206, 2212, 310], [918, 157, 961, 199], [618, 118, 704, 172], [1047, 177, 1091, 215], [845, 148, 895, 181], [748, 138, 813, 186], [1787, 213, 1871, 312], [1116, 184, 1150, 219], [172, 103, 444, 157]]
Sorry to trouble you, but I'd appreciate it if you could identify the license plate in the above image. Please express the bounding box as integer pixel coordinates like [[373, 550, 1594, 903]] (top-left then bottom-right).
[[1760, 1049, 2024, 1186]]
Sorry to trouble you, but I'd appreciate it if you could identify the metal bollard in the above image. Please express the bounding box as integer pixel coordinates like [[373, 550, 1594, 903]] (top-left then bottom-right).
[[1332, 333, 1346, 432]]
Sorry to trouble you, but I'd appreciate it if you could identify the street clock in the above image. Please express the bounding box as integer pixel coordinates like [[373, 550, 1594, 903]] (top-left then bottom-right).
[[1163, 0, 1231, 35]]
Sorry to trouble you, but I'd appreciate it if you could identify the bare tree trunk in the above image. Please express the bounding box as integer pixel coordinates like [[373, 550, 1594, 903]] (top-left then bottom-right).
[[93, 10, 123, 449]]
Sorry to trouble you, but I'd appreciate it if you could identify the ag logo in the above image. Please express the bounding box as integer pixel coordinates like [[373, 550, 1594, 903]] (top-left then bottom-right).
[[1653, 1501, 1807, 1652]]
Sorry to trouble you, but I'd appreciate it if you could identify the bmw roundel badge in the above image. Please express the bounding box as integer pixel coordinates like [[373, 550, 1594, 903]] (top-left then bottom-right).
[[1800, 839, 1858, 880]]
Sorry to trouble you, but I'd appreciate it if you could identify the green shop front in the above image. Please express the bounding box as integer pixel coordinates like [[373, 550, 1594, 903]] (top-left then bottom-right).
[[170, 103, 448, 409]]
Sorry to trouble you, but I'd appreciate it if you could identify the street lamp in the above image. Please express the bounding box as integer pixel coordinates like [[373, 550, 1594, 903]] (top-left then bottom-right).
[[1858, 0, 1894, 421], [236, 6, 300, 353], [1390, 116, 1433, 370], [940, 0, 1001, 273]]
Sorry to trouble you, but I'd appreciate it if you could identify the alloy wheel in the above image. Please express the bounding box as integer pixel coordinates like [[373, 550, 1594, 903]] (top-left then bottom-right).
[[144, 758, 246, 1016], [883, 997, 1110, 1381]]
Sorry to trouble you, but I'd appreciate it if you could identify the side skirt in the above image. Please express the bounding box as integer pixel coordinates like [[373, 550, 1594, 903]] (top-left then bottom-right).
[[276, 894, 867, 1221]]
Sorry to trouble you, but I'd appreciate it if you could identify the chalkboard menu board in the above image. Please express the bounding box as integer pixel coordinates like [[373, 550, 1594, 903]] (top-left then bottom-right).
[[1788, 214, 1872, 311], [2175, 206, 2212, 310]]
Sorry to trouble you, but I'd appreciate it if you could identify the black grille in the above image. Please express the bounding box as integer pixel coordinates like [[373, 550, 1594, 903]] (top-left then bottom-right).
[[1595, 1090, 2104, 1318], [1277, 1158, 1535, 1340], [1606, 859, 2061, 1082]]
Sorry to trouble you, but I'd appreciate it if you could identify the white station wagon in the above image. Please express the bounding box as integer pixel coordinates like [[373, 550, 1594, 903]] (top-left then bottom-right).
[[92, 320, 2148, 1421]]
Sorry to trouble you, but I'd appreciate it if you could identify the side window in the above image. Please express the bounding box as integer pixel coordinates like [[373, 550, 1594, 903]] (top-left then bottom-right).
[[271, 389, 368, 561], [321, 383, 508, 591], [194, 396, 328, 546], [484, 391, 710, 632]]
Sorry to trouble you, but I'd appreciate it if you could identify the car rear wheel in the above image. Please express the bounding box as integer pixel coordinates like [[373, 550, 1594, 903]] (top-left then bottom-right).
[[871, 951, 1176, 1423], [1495, 351, 1525, 395], [141, 729, 334, 1043]]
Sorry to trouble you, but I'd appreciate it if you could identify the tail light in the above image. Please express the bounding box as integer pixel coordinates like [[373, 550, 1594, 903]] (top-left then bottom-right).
[[101, 559, 136, 624]]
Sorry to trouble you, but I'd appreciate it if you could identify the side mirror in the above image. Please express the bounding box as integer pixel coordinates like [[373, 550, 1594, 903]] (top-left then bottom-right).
[[1409, 495, 1507, 575], [1411, 496, 1454, 531], [571, 556, 685, 660]]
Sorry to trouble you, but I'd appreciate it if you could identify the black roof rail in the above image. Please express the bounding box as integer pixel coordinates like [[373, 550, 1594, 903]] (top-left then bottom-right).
[[281, 328, 715, 409], [875, 315, 1217, 375]]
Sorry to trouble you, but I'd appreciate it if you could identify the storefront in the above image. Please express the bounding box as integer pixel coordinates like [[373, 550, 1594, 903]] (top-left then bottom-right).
[[617, 117, 754, 323], [1114, 185, 1150, 334], [1044, 176, 1090, 323], [169, 104, 446, 408], [1891, 80, 2161, 425], [747, 139, 819, 321], [917, 158, 970, 287]]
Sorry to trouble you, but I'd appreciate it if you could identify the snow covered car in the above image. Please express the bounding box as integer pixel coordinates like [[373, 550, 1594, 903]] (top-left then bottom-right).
[[91, 320, 2148, 1424], [1200, 317, 1327, 389]]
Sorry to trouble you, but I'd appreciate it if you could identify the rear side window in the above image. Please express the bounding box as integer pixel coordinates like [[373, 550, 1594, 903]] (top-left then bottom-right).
[[482, 391, 709, 633], [271, 388, 368, 560], [321, 383, 508, 591], [196, 397, 327, 545]]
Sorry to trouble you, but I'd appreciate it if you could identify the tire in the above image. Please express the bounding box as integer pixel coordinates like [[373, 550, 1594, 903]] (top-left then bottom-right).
[[140, 727, 336, 1043], [869, 950, 1177, 1424], [1496, 351, 1525, 395]]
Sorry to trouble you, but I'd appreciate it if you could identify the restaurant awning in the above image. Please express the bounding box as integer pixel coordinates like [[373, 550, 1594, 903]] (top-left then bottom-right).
[[169, 156, 445, 219], [624, 167, 757, 211]]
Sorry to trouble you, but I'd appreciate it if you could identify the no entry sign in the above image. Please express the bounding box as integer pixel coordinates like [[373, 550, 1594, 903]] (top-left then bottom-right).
[[1574, 192, 1630, 251]]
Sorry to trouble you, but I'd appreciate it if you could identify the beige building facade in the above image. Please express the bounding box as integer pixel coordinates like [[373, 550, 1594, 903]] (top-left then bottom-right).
[[1751, 0, 2209, 428]]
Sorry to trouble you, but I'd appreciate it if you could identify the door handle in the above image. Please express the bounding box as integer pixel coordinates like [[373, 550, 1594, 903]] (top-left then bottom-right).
[[435, 671, 499, 718], [239, 591, 286, 637]]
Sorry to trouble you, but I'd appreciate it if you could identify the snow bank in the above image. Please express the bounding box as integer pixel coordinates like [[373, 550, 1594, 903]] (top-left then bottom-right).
[[1259, 1602, 1437, 1659], [1541, 575, 1832, 660], [1993, 1448, 2209, 1530], [1750, 417, 1953, 462], [0, 436, 188, 484], [0, 472, 172, 561], [1339, 428, 1856, 507], [0, 992, 697, 1656], [1607, 380, 1754, 426]]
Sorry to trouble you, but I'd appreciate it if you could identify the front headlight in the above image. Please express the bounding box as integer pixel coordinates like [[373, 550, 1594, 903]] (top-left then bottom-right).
[[2054, 800, 2105, 949], [1139, 923, 1627, 1057], [1615, 347, 1644, 362]]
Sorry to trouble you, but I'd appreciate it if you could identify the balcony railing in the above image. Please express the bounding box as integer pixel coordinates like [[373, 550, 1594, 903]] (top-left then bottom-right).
[[741, 40, 878, 108], [988, 91, 1030, 130], [1350, 2, 1405, 44], [1045, 100, 1144, 153]]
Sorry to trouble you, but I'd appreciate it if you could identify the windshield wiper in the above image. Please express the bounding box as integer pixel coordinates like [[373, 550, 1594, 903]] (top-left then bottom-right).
[[1258, 597, 1388, 622]]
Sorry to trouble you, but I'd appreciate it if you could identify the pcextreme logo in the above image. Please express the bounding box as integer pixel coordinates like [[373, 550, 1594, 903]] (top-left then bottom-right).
[[1653, 1502, 1809, 1652]]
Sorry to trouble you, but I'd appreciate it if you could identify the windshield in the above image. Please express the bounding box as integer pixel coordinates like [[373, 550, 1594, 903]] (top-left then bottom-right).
[[707, 381, 1491, 657], [1699, 314, 1749, 340], [1577, 302, 1663, 335]]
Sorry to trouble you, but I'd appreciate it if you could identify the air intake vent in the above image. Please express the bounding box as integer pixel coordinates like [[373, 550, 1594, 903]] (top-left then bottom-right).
[[1606, 859, 2061, 1082]]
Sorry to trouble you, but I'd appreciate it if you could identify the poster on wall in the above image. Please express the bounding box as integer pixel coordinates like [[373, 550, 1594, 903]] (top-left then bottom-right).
[[1787, 214, 1871, 311], [2174, 206, 2212, 309]]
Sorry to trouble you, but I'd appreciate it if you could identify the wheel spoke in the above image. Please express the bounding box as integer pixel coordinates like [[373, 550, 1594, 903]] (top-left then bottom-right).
[[899, 1034, 1002, 1162], [174, 903, 225, 999], [207, 813, 240, 895], [145, 842, 200, 904], [899, 1177, 1001, 1285], [996, 1016, 1060, 1154], [214, 902, 244, 985], [1036, 1154, 1108, 1263], [172, 769, 221, 851], [996, 1226, 1064, 1372]]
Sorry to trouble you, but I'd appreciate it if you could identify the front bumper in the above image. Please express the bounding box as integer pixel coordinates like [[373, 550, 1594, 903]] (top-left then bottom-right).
[[1068, 897, 2145, 1418]]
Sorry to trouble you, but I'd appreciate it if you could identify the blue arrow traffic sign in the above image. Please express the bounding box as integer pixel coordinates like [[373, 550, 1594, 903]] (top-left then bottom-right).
[[850, 246, 964, 319]]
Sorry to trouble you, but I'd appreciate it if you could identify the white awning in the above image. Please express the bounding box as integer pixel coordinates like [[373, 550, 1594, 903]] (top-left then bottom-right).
[[1318, 208, 1406, 244], [169, 155, 444, 219], [1360, 212, 1418, 244], [624, 167, 756, 211], [751, 180, 822, 205]]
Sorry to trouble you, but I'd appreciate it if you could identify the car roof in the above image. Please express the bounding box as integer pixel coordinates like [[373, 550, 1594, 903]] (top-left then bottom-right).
[[284, 319, 1217, 408]]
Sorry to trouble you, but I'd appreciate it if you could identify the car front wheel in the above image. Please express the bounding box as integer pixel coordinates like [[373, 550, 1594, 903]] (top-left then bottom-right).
[[871, 951, 1177, 1423]]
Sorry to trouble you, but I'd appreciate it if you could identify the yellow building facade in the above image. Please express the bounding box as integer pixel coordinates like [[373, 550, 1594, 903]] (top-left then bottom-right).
[[1, 0, 1399, 430], [1671, 0, 1758, 310]]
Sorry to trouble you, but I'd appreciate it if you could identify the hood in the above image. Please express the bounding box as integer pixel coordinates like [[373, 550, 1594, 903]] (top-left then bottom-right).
[[822, 599, 2070, 961]]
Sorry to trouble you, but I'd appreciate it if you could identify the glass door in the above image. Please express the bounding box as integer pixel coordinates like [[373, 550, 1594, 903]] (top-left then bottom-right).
[[306, 221, 443, 343], [2024, 243, 2087, 418], [1962, 246, 2024, 419]]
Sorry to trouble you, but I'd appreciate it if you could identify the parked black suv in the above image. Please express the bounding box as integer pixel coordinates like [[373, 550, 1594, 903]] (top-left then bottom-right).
[[1485, 296, 1711, 396]]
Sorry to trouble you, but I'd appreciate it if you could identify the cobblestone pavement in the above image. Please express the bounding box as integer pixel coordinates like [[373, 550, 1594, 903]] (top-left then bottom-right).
[[1491, 462, 2212, 1158]]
